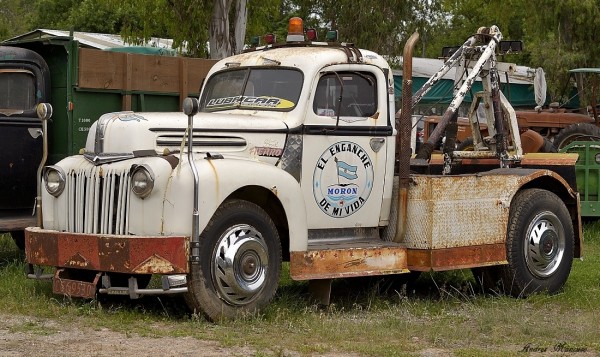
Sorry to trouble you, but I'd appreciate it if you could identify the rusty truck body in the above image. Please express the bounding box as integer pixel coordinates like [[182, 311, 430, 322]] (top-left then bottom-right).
[[24, 20, 581, 321]]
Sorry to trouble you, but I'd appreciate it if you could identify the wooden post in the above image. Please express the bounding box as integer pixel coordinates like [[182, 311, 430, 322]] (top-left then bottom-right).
[[123, 53, 133, 111], [179, 57, 188, 111]]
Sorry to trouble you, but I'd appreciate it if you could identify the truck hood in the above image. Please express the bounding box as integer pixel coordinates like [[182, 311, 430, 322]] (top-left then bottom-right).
[[84, 111, 289, 165]]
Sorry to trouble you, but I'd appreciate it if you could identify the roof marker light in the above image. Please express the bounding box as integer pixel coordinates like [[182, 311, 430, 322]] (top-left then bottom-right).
[[306, 28, 317, 41], [326, 30, 338, 42], [264, 33, 276, 44], [287, 17, 304, 42]]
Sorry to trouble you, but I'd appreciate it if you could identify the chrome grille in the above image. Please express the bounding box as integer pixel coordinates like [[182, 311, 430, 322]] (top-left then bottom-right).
[[152, 128, 247, 152], [65, 166, 131, 234]]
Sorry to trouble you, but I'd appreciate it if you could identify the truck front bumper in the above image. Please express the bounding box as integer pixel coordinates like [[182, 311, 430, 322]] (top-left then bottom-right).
[[25, 226, 189, 275]]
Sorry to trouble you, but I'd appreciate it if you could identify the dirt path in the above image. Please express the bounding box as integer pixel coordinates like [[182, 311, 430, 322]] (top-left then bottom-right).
[[0, 314, 254, 357], [2, 313, 593, 356]]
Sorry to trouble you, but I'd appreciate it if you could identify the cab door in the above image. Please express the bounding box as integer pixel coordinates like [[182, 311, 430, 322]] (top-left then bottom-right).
[[300, 65, 394, 229]]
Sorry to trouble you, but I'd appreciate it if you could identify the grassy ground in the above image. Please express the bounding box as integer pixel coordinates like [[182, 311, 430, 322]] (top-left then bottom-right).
[[0, 225, 598, 356]]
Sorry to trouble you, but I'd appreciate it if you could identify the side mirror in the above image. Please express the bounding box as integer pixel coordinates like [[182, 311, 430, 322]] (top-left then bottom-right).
[[183, 97, 199, 117]]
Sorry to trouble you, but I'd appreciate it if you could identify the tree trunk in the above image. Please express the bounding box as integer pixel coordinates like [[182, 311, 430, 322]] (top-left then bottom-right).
[[209, 0, 233, 59], [233, 0, 248, 54]]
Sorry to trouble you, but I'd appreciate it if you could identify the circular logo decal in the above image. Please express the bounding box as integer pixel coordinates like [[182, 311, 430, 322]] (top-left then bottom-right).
[[313, 141, 374, 218]]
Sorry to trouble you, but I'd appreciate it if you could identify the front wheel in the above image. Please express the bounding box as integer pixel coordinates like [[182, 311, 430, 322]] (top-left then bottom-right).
[[500, 189, 574, 297], [185, 199, 281, 321]]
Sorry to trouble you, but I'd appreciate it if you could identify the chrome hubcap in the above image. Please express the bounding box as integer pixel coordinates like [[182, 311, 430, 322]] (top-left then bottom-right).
[[212, 224, 269, 305], [524, 212, 565, 278]]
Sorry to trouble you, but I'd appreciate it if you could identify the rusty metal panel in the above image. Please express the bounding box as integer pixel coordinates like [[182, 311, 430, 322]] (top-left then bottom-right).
[[404, 169, 577, 251], [25, 227, 189, 274], [60, 234, 101, 269], [289, 246, 408, 281], [404, 174, 517, 250], [129, 238, 189, 274], [98, 236, 131, 271], [407, 243, 507, 272], [26, 229, 59, 267]]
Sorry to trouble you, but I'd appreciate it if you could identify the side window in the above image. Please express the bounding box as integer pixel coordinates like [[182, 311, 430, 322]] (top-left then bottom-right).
[[313, 72, 377, 118]]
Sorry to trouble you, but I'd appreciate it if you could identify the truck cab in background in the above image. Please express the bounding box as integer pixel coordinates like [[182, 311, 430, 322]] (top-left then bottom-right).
[[0, 46, 50, 248]]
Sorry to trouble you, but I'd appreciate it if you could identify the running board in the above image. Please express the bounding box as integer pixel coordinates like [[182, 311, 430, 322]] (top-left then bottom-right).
[[289, 238, 409, 280]]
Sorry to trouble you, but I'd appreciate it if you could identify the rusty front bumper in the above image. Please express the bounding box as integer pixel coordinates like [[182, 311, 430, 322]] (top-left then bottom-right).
[[25, 227, 189, 275]]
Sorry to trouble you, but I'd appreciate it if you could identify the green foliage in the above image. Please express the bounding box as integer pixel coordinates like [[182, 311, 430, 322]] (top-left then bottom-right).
[[522, 0, 600, 101], [0, 0, 37, 40], [292, 0, 413, 61], [116, 0, 212, 57], [246, 0, 288, 44], [11, 0, 599, 95], [32, 0, 126, 33], [427, 0, 600, 103]]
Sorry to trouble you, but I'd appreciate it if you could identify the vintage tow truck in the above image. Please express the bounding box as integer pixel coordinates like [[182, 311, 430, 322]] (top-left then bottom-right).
[[25, 19, 582, 321]]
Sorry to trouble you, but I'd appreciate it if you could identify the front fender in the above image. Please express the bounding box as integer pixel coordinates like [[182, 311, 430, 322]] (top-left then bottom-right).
[[162, 157, 308, 251]]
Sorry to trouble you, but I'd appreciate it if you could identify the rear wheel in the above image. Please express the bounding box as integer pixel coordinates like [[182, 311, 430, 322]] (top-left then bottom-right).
[[499, 189, 574, 297], [185, 199, 281, 321], [553, 122, 600, 150]]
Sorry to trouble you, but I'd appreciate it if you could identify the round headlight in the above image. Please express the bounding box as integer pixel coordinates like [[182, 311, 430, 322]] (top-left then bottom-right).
[[44, 166, 66, 197], [130, 165, 154, 198]]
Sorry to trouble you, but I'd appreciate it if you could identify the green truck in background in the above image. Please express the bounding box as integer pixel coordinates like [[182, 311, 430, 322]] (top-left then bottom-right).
[[561, 141, 600, 217], [0, 33, 216, 248]]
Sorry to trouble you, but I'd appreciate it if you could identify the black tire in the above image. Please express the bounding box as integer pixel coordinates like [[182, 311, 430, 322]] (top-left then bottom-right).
[[10, 231, 25, 251], [553, 122, 600, 150], [185, 199, 281, 321], [499, 189, 574, 297]]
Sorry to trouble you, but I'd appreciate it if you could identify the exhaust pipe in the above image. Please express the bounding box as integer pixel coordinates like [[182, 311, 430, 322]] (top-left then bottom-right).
[[35, 103, 53, 228], [393, 32, 419, 243], [182, 98, 201, 264]]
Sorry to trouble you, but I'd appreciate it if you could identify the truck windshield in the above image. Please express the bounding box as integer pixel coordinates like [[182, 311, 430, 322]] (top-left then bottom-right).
[[0, 70, 36, 111], [200, 68, 303, 112]]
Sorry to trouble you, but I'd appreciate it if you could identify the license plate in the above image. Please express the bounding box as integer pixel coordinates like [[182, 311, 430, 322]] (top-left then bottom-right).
[[52, 270, 101, 298]]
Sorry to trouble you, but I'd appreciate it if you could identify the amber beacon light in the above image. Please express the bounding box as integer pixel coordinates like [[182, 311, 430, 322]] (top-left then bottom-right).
[[287, 17, 304, 42]]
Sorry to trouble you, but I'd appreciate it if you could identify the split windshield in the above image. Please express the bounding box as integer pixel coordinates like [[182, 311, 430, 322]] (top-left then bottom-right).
[[0, 70, 36, 110], [200, 68, 303, 112]]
